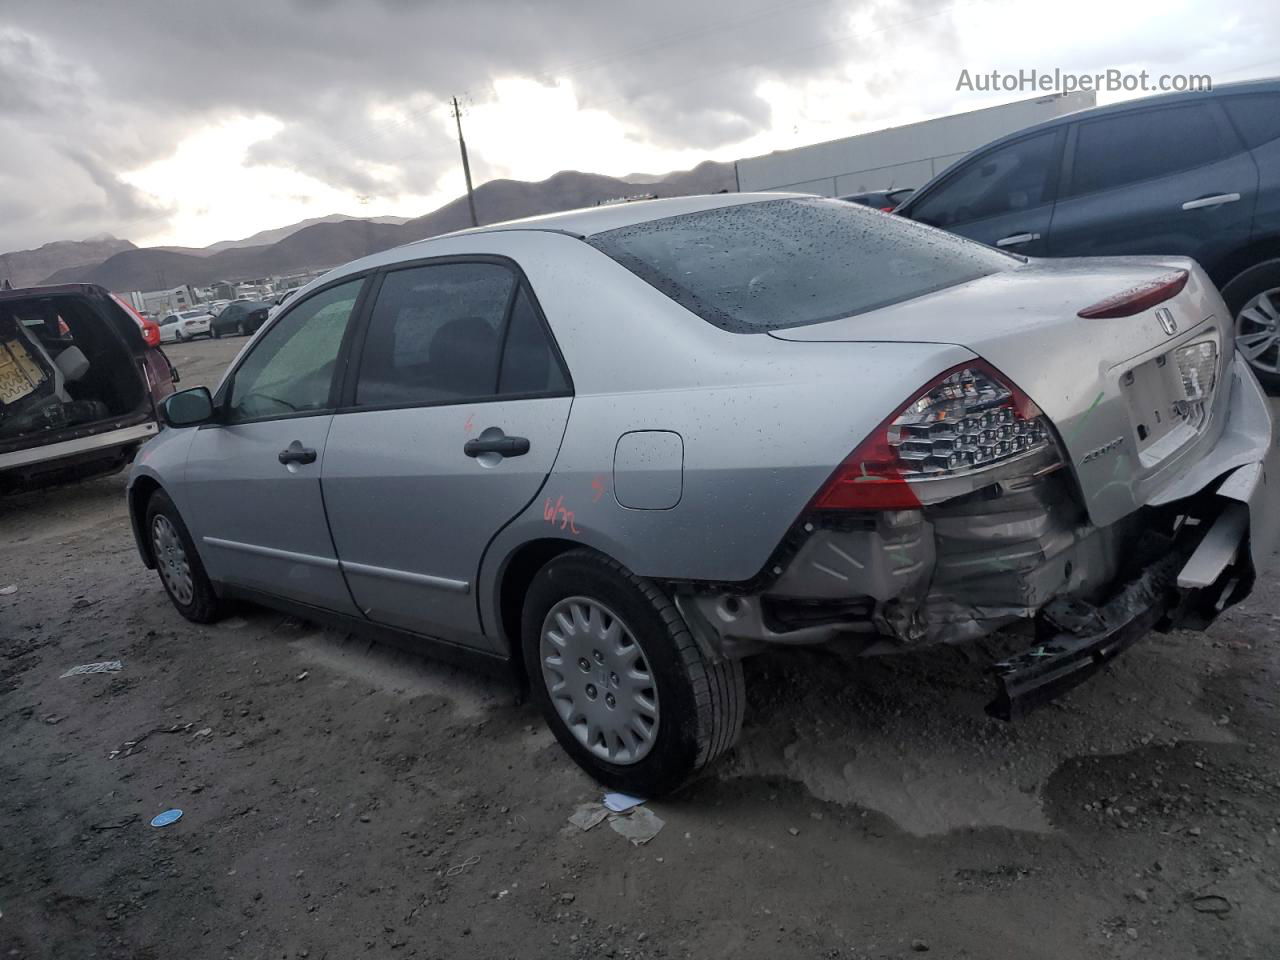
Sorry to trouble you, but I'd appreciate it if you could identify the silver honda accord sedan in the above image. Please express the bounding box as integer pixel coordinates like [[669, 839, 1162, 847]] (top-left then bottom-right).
[[128, 194, 1280, 795]]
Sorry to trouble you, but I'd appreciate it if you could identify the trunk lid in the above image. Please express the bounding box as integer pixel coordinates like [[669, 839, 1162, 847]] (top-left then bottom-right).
[[770, 256, 1232, 526]]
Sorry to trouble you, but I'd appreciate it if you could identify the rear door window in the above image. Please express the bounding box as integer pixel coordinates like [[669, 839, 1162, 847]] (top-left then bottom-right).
[[588, 197, 1012, 333], [908, 131, 1061, 228], [1222, 93, 1280, 149], [1067, 104, 1228, 196]]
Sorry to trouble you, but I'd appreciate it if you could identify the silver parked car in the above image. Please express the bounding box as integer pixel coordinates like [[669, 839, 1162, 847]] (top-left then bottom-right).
[[128, 194, 1280, 794]]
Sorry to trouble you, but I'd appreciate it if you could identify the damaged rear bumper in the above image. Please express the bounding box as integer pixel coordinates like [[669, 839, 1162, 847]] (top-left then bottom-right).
[[681, 355, 1280, 713]]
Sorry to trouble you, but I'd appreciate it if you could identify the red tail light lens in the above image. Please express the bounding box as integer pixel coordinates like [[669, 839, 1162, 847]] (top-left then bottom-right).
[[812, 362, 1057, 510], [109, 292, 161, 347], [1077, 269, 1188, 319]]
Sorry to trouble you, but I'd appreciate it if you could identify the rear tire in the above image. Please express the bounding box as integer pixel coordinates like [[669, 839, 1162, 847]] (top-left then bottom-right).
[[521, 549, 745, 796], [238, 321, 248, 336], [1221, 259, 1280, 394], [212, 326, 221, 339], [145, 490, 222, 623]]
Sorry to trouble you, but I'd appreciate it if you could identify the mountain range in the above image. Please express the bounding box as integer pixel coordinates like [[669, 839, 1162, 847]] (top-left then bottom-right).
[[5, 161, 734, 292]]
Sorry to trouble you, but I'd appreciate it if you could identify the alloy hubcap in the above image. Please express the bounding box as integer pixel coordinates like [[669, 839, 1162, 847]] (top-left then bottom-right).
[[1235, 286, 1280, 375], [539, 597, 659, 765], [151, 515, 194, 605]]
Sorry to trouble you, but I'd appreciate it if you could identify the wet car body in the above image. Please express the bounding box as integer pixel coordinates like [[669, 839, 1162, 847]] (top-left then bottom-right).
[[1, 283, 176, 491], [127, 194, 1279, 791]]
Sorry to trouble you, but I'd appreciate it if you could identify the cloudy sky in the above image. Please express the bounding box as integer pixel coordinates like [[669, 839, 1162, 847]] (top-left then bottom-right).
[[1, 0, 1277, 252]]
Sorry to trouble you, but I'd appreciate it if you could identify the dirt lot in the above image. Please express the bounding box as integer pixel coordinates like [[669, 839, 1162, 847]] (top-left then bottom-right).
[[3, 337, 1280, 959]]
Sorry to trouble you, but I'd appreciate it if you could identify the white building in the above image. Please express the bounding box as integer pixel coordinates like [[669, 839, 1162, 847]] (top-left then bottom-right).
[[734, 92, 1096, 197]]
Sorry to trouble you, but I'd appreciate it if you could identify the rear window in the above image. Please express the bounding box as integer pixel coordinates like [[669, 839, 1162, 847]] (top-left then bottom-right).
[[586, 198, 1012, 333]]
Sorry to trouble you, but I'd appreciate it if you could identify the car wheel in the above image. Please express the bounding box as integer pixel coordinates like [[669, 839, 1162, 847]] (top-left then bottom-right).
[[212, 326, 221, 339], [145, 489, 223, 623], [176, 329, 186, 342], [521, 549, 745, 795], [1221, 259, 1280, 394], [238, 321, 248, 336]]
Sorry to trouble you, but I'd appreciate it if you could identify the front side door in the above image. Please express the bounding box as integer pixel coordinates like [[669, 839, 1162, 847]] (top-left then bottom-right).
[[183, 277, 367, 613], [899, 128, 1064, 256], [321, 260, 573, 646], [1047, 101, 1257, 262]]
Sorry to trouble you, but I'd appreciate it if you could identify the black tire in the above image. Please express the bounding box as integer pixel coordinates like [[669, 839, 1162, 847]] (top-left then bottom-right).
[[238, 321, 248, 336], [144, 489, 223, 623], [1221, 259, 1280, 394], [521, 549, 745, 795], [211, 325, 221, 339]]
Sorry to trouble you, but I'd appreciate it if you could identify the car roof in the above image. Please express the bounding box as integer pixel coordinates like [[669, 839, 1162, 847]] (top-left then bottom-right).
[[0, 282, 111, 303], [406, 192, 811, 246], [957, 76, 1280, 151]]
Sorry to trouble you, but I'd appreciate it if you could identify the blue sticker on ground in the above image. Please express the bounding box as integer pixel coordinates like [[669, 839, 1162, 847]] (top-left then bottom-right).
[[150, 809, 183, 827]]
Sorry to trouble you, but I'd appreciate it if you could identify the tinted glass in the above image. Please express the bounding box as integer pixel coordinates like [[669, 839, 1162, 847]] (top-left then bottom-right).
[[355, 263, 514, 406], [909, 131, 1059, 227], [588, 198, 1012, 332], [1223, 93, 1280, 149], [227, 278, 362, 422], [497, 286, 569, 395], [1070, 104, 1226, 196]]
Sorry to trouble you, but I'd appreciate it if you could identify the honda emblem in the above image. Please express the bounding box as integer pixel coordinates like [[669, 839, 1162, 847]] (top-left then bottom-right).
[[1156, 308, 1178, 337]]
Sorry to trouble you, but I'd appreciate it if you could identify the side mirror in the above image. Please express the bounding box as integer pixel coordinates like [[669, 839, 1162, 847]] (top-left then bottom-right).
[[162, 386, 215, 427]]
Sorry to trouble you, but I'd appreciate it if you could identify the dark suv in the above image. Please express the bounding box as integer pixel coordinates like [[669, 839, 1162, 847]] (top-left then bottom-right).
[[896, 78, 1280, 390]]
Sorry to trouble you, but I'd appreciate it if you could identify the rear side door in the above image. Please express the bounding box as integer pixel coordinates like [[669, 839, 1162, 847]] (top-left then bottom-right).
[[898, 128, 1064, 255], [182, 277, 368, 613], [1047, 101, 1257, 264], [321, 258, 573, 647], [1221, 91, 1280, 243]]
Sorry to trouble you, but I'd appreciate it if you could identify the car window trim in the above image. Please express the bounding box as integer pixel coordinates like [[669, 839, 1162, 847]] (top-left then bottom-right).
[[335, 252, 574, 414], [208, 272, 375, 428], [900, 126, 1066, 227], [1061, 101, 1240, 200]]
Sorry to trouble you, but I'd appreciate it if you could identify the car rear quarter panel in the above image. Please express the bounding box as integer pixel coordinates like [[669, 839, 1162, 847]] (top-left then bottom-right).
[[416, 232, 978, 637]]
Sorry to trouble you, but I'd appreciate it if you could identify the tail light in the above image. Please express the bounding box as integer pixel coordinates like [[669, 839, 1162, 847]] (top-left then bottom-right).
[[812, 362, 1060, 510], [110, 292, 161, 347], [1077, 270, 1188, 319]]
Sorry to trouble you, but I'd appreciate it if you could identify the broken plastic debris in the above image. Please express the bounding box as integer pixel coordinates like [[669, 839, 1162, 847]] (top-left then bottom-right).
[[60, 660, 123, 678], [0, 584, 16, 595], [608, 806, 664, 846], [295, 671, 309, 682], [603, 792, 646, 813], [568, 803, 609, 832], [150, 809, 183, 828]]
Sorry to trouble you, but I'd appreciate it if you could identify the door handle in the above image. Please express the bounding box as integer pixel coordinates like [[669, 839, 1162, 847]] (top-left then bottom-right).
[[278, 440, 318, 465], [995, 232, 1041, 248], [1181, 192, 1241, 211], [464, 435, 530, 458]]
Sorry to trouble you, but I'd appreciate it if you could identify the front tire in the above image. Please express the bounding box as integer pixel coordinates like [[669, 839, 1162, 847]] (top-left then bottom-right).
[[521, 550, 744, 796], [212, 326, 221, 339], [145, 490, 222, 623], [1221, 259, 1280, 394], [238, 321, 248, 336]]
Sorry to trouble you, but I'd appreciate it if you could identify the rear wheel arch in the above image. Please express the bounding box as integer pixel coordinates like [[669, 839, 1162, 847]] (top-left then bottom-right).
[[496, 537, 583, 677], [1207, 236, 1280, 290]]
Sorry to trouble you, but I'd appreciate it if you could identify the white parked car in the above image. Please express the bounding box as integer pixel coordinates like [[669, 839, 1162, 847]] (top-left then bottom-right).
[[158, 310, 213, 342]]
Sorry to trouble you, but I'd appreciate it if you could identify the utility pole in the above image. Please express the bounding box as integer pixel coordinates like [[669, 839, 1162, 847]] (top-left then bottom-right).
[[451, 96, 479, 228]]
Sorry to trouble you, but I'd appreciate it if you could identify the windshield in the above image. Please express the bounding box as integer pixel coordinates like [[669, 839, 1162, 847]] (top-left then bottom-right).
[[587, 197, 1014, 333]]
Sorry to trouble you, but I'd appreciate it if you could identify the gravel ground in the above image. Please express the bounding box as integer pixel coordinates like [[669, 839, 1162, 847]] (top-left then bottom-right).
[[2, 337, 1279, 959]]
